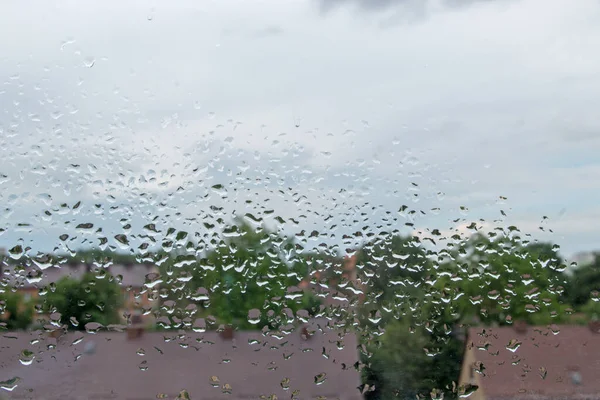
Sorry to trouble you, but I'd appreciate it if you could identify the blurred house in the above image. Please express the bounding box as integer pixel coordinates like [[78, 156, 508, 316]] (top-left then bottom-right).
[[459, 322, 600, 400], [297, 253, 366, 309], [0, 320, 362, 400], [0, 262, 159, 325]]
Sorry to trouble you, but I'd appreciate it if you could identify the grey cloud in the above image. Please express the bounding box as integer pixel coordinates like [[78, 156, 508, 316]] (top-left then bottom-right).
[[317, 0, 509, 12], [223, 25, 285, 39], [252, 25, 285, 38], [2, 0, 600, 260]]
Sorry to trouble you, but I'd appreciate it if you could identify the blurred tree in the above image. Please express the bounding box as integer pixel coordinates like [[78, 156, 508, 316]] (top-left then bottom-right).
[[580, 298, 600, 320], [357, 234, 450, 400], [351, 233, 431, 343], [300, 291, 322, 317], [432, 232, 569, 326], [0, 291, 33, 330], [44, 273, 122, 329], [566, 253, 600, 308], [182, 219, 309, 329], [363, 318, 460, 400]]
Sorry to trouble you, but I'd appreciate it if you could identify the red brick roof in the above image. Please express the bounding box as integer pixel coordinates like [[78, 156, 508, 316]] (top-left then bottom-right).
[[465, 324, 600, 399], [0, 322, 361, 399]]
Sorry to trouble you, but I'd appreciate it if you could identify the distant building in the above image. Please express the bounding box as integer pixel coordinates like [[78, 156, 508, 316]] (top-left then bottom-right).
[[298, 254, 366, 309], [459, 322, 600, 399], [0, 321, 361, 400]]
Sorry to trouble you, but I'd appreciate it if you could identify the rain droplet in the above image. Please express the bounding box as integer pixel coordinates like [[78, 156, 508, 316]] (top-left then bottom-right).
[[114, 234, 129, 248], [0, 377, 20, 392], [84, 57, 95, 68], [209, 376, 220, 387], [314, 372, 327, 385], [458, 383, 479, 398], [222, 383, 232, 394], [506, 339, 522, 353], [71, 335, 84, 346], [19, 350, 35, 366], [176, 390, 191, 400], [85, 322, 104, 334], [8, 245, 24, 260], [248, 309, 261, 325]]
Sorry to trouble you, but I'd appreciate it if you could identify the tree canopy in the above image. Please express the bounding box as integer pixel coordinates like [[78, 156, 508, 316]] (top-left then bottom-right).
[[44, 272, 123, 329]]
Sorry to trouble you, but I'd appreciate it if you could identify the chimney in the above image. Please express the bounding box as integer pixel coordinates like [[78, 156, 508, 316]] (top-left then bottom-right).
[[343, 254, 358, 281], [219, 325, 234, 340], [300, 325, 313, 340], [514, 320, 527, 334], [127, 312, 145, 340]]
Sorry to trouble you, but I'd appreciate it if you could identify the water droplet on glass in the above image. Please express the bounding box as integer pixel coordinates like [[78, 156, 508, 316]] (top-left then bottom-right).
[[19, 350, 35, 366], [458, 383, 479, 398], [8, 245, 24, 260], [85, 322, 104, 334], [72, 335, 84, 346], [209, 376, 220, 387], [0, 377, 20, 392], [84, 57, 95, 68], [248, 309, 261, 325], [314, 372, 327, 385], [222, 383, 232, 394], [175, 390, 191, 400], [506, 339, 522, 353]]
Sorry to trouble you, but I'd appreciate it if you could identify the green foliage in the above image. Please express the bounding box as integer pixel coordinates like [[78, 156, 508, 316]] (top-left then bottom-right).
[[363, 320, 432, 400], [357, 234, 462, 400], [363, 318, 464, 400], [44, 273, 123, 329], [300, 291, 322, 317], [432, 233, 568, 326], [170, 220, 314, 330], [566, 253, 600, 308], [581, 298, 600, 320], [0, 291, 33, 330], [356, 235, 429, 325]]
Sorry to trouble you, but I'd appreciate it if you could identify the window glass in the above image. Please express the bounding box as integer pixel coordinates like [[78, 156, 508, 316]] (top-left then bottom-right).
[[1, 1, 600, 399]]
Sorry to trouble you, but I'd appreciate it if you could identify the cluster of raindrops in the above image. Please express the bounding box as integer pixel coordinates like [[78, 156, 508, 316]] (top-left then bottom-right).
[[0, 75, 575, 400]]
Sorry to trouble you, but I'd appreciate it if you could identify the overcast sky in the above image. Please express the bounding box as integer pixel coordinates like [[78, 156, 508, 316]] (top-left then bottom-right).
[[1, 0, 599, 260]]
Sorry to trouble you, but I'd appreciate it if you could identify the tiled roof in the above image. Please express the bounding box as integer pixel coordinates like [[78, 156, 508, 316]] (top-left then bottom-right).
[[0, 323, 361, 400], [465, 324, 600, 399]]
